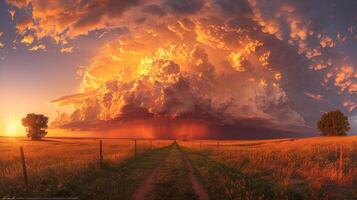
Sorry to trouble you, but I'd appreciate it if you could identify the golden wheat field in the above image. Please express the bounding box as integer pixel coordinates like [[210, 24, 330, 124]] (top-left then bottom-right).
[[178, 136, 357, 199], [0, 137, 172, 195], [1, 136, 357, 199]]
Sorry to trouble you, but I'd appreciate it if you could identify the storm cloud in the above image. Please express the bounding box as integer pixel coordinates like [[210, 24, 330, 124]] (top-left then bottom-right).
[[8, 0, 357, 138]]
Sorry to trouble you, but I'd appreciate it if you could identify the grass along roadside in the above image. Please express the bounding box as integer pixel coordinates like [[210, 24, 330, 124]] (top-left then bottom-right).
[[182, 147, 283, 200], [0, 138, 172, 197], [73, 144, 172, 200], [2, 144, 172, 199], [180, 138, 357, 200], [183, 146, 357, 200]]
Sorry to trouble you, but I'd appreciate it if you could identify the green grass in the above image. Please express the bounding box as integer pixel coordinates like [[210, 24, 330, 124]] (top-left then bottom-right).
[[179, 137, 357, 200], [5, 138, 356, 199], [182, 146, 357, 200], [182, 148, 283, 200], [73, 145, 172, 200], [2, 145, 172, 199]]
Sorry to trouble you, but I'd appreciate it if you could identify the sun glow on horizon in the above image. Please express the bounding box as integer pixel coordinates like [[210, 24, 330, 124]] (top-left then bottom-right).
[[5, 120, 23, 136]]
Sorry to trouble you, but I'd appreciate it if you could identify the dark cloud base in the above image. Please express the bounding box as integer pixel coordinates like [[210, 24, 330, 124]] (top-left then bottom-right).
[[59, 118, 316, 140]]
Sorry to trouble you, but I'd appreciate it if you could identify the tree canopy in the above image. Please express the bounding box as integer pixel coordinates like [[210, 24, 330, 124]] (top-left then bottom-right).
[[317, 110, 350, 136], [22, 113, 48, 140]]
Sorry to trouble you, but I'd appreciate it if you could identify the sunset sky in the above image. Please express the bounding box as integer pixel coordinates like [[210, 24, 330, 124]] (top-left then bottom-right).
[[0, 0, 356, 138]]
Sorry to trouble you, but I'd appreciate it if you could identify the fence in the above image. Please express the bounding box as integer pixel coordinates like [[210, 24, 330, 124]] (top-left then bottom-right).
[[7, 139, 169, 192]]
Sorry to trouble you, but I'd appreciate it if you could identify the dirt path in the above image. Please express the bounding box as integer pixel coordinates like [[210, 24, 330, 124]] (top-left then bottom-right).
[[180, 150, 210, 200], [64, 145, 172, 200], [132, 143, 209, 200], [132, 154, 165, 200]]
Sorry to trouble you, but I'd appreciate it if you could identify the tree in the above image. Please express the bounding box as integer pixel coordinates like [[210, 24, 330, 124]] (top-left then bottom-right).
[[317, 110, 350, 136], [22, 113, 48, 140]]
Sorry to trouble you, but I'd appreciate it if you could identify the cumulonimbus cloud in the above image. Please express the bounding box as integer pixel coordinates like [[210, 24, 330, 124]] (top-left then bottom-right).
[[8, 0, 357, 137]]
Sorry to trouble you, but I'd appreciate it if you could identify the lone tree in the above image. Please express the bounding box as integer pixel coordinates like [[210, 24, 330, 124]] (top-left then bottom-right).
[[317, 110, 350, 136], [22, 113, 49, 140]]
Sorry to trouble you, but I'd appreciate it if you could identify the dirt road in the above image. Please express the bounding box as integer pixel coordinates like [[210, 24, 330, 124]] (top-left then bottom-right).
[[132, 143, 209, 200]]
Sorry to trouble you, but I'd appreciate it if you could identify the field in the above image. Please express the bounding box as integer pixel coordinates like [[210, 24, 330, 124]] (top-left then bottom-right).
[[0, 136, 357, 199], [179, 137, 357, 199], [0, 137, 172, 198]]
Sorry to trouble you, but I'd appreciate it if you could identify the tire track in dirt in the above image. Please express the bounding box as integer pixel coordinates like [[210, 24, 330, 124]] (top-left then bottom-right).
[[132, 143, 209, 200], [132, 151, 167, 200], [180, 148, 210, 200]]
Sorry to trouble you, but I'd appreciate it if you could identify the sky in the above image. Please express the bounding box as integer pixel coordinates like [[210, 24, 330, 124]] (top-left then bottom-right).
[[0, 0, 356, 138]]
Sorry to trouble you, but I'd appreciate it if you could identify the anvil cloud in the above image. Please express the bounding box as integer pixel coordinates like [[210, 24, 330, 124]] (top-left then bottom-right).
[[6, 0, 357, 138]]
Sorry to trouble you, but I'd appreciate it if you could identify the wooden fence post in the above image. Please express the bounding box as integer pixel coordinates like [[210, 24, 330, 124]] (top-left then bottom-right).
[[134, 139, 137, 156], [20, 146, 29, 192], [200, 141, 202, 149], [217, 141, 219, 149], [99, 140, 103, 168], [338, 144, 343, 180], [151, 140, 153, 150]]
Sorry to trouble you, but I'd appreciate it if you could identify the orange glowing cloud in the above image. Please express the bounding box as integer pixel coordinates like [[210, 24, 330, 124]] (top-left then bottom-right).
[[333, 65, 357, 94], [21, 34, 34, 45], [60, 46, 74, 53], [305, 93, 324, 101], [16, 16, 33, 33], [0, 32, 3, 49], [342, 100, 357, 112], [7, 0, 142, 42], [40, 0, 314, 135], [50, 15, 304, 131], [7, 0, 355, 137], [28, 44, 46, 51]]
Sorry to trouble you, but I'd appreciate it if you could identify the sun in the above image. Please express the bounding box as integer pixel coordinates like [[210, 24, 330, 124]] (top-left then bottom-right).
[[6, 120, 20, 136]]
